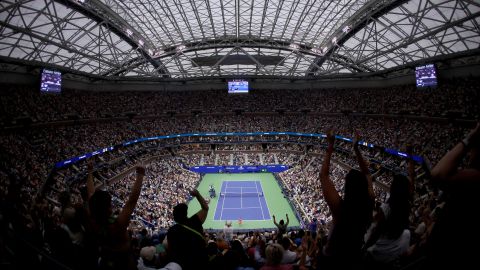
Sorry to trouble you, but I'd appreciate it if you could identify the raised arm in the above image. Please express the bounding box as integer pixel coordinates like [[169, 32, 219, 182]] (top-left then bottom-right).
[[319, 131, 342, 219], [117, 165, 145, 230], [298, 235, 309, 270], [86, 160, 95, 200], [353, 132, 375, 200], [285, 214, 289, 226], [191, 189, 209, 224], [431, 122, 480, 183], [273, 214, 279, 227]]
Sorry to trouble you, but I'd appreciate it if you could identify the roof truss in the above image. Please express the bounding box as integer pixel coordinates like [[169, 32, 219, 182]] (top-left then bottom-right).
[[0, 0, 479, 79]]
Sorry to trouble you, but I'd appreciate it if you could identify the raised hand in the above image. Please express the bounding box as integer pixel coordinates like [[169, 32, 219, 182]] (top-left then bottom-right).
[[136, 165, 145, 176], [353, 130, 361, 147], [326, 129, 335, 146], [465, 121, 480, 148], [87, 159, 94, 170]]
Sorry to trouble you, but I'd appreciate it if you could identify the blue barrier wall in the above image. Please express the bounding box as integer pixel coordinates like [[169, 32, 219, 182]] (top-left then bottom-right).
[[188, 165, 289, 173], [55, 132, 424, 168]]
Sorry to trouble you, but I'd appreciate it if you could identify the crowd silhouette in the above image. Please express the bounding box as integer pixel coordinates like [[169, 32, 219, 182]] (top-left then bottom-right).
[[0, 81, 479, 269]]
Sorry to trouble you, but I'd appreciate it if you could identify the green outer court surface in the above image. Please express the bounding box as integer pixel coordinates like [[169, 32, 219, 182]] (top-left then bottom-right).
[[187, 173, 300, 231]]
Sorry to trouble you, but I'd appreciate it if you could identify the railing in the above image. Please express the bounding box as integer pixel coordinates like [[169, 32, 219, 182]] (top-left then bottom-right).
[[273, 173, 306, 228], [54, 132, 424, 169]]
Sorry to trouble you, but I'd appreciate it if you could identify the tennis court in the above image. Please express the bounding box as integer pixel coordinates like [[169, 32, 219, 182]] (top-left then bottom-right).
[[213, 180, 271, 221], [187, 173, 300, 230]]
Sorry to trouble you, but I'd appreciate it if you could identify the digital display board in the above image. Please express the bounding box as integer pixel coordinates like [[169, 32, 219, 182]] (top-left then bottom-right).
[[55, 132, 423, 169], [40, 69, 62, 93], [228, 80, 249, 93], [415, 64, 437, 87]]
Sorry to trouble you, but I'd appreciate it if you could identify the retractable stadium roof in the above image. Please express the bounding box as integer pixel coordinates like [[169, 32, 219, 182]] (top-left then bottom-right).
[[0, 0, 479, 79]]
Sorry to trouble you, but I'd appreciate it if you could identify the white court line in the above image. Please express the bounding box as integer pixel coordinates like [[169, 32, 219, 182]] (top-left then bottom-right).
[[220, 181, 227, 220], [223, 181, 258, 188], [241, 187, 243, 208], [220, 180, 268, 220], [225, 187, 257, 191], [222, 206, 262, 209], [255, 181, 266, 220]]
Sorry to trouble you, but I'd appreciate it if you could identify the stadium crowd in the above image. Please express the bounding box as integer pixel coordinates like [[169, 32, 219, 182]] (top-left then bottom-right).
[[1, 79, 478, 124], [0, 81, 479, 270]]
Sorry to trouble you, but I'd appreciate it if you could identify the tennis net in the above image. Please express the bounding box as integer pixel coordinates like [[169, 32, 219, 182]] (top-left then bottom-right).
[[220, 192, 263, 197]]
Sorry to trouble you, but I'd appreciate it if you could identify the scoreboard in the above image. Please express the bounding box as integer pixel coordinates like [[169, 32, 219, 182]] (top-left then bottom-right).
[[228, 80, 249, 93], [415, 64, 437, 87], [40, 69, 62, 93]]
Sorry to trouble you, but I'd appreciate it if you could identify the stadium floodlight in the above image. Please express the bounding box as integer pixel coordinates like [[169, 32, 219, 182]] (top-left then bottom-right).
[[311, 48, 323, 55], [148, 49, 153, 56], [343, 25, 351, 33], [176, 45, 186, 52], [332, 37, 337, 45], [289, 43, 300, 51], [153, 50, 165, 57], [322, 47, 328, 54], [125, 29, 133, 37], [138, 39, 144, 47]]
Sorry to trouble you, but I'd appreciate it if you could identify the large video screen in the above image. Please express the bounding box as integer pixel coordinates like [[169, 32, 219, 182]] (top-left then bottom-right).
[[415, 64, 437, 88], [40, 68, 62, 93], [228, 80, 249, 93]]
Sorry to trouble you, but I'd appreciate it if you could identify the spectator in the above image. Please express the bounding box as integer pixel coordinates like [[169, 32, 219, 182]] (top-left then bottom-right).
[[138, 245, 182, 270], [318, 131, 374, 269], [222, 239, 255, 270], [308, 218, 318, 240], [427, 122, 480, 268], [1, 82, 479, 270], [260, 243, 293, 270], [138, 246, 158, 270], [363, 144, 415, 269], [259, 239, 309, 270], [280, 236, 298, 264], [224, 220, 234, 242], [273, 214, 289, 237], [364, 174, 412, 269], [167, 189, 209, 270], [88, 165, 145, 270]]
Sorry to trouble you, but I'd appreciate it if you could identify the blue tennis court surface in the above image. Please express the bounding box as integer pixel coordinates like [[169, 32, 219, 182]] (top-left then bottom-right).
[[214, 181, 271, 221]]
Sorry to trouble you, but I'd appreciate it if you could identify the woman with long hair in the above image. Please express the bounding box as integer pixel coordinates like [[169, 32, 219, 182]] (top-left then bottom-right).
[[318, 131, 374, 269]]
